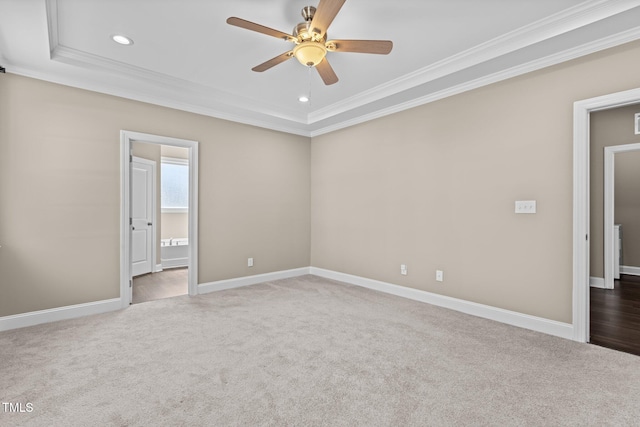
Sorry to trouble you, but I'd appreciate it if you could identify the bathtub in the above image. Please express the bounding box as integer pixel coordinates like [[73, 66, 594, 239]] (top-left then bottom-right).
[[161, 238, 188, 269]]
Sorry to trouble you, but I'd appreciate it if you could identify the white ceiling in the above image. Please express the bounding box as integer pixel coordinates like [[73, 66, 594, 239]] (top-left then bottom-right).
[[1, 0, 640, 136]]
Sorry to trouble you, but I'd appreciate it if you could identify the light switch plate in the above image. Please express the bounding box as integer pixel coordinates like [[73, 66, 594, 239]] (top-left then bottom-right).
[[515, 200, 536, 214]]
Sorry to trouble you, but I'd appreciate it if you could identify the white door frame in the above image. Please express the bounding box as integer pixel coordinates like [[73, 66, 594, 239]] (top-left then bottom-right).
[[604, 143, 640, 290], [131, 156, 157, 278], [573, 87, 640, 342], [120, 130, 199, 307]]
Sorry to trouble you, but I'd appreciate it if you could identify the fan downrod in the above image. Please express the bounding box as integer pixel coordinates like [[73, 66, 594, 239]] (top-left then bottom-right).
[[301, 6, 316, 22]]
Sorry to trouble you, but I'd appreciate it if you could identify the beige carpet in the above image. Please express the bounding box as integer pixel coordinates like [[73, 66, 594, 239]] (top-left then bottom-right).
[[1, 275, 639, 426]]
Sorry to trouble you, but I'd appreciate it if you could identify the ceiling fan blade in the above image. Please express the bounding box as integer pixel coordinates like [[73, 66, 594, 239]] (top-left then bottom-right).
[[310, 0, 346, 38], [316, 58, 339, 85], [227, 17, 295, 42], [252, 51, 294, 72], [328, 39, 393, 54]]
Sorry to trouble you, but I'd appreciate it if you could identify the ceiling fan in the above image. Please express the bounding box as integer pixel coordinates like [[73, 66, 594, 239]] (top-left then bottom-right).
[[226, 0, 393, 85]]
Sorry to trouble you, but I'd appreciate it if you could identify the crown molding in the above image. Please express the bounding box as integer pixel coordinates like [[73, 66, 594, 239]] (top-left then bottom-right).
[[3, 62, 312, 137], [45, 0, 305, 125], [308, 0, 640, 124], [45, 0, 58, 56], [309, 26, 640, 137], [50, 45, 306, 124], [24, 0, 640, 137]]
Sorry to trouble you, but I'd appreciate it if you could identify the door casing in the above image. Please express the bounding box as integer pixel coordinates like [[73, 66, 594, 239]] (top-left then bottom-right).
[[120, 130, 199, 307], [573, 87, 640, 342]]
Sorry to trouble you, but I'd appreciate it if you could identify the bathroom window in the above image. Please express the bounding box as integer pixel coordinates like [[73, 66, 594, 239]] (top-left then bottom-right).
[[161, 157, 189, 213]]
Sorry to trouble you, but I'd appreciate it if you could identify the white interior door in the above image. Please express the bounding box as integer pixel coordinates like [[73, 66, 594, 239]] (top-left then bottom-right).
[[131, 157, 155, 278]]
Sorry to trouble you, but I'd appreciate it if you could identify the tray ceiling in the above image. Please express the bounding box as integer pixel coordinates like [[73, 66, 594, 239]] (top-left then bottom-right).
[[1, 0, 640, 136]]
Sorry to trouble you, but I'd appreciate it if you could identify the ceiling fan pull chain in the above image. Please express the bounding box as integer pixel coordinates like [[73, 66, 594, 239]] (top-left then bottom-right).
[[308, 66, 312, 106]]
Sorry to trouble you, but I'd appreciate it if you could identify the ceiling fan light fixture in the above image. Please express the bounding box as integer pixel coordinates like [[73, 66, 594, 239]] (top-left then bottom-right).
[[293, 41, 326, 67], [226, 1, 393, 85]]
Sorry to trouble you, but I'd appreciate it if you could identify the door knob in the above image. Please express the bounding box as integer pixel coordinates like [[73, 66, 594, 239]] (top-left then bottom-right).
[[147, 222, 153, 226]]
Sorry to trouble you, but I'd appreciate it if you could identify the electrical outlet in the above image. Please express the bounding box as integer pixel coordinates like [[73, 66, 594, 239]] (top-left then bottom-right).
[[436, 270, 444, 282], [248, 257, 254, 267], [400, 264, 407, 275]]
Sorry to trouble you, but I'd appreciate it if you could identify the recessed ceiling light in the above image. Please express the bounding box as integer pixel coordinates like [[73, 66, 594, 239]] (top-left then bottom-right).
[[298, 96, 309, 103], [112, 34, 133, 45]]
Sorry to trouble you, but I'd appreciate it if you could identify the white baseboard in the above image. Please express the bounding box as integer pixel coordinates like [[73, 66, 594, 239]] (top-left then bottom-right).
[[1, 267, 576, 341], [155, 264, 163, 273], [590, 276, 606, 288], [310, 267, 574, 341], [161, 258, 188, 269], [1, 268, 311, 332], [621, 265, 640, 276], [198, 267, 311, 294], [589, 270, 640, 287], [0, 298, 122, 332]]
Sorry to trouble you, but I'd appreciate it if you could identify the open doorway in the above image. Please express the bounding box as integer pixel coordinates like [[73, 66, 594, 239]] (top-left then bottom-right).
[[120, 131, 199, 308], [573, 90, 640, 344], [586, 106, 640, 356], [131, 144, 191, 304]]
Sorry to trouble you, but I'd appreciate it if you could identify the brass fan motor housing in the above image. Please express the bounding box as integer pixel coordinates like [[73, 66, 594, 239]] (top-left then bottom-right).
[[293, 7, 325, 43]]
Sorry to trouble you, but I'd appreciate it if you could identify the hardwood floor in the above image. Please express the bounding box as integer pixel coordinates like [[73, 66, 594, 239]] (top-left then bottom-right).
[[590, 274, 640, 356], [132, 268, 188, 304]]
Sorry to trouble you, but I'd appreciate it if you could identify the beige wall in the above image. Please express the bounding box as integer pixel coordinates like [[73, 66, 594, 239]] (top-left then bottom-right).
[[615, 151, 640, 269], [3, 40, 640, 322], [590, 105, 640, 277], [0, 74, 311, 317], [161, 145, 188, 160], [311, 41, 640, 324], [161, 213, 188, 240]]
